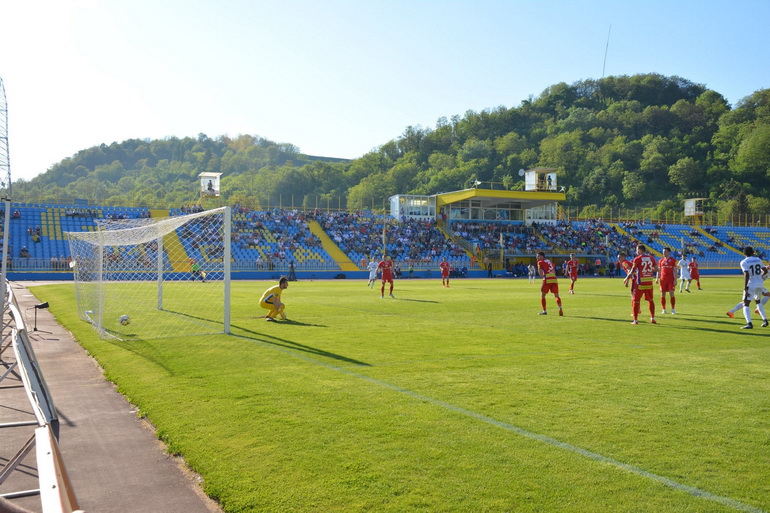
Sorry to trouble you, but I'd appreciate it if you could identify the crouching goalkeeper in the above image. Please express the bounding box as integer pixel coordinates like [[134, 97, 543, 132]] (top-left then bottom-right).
[[260, 276, 289, 322]]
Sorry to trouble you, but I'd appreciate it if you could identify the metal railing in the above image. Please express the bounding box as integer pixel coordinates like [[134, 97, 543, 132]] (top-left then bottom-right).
[[559, 206, 770, 228], [0, 283, 82, 512]]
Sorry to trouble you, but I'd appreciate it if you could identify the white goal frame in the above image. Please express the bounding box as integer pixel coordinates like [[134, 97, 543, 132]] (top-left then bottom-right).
[[66, 206, 231, 340]]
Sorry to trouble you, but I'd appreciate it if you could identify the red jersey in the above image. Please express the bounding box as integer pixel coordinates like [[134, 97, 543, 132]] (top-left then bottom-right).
[[537, 259, 558, 283], [565, 259, 579, 277], [619, 259, 636, 293], [377, 259, 394, 280], [658, 257, 677, 281], [439, 261, 452, 276], [630, 254, 657, 290], [619, 259, 633, 275], [688, 261, 699, 277]]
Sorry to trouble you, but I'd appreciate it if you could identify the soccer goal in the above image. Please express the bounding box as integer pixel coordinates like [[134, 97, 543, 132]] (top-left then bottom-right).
[[66, 206, 231, 340]]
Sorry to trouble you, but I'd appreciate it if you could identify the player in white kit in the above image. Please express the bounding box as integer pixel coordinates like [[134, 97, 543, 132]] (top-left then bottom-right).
[[737, 246, 768, 329], [677, 255, 692, 293], [366, 259, 379, 288]]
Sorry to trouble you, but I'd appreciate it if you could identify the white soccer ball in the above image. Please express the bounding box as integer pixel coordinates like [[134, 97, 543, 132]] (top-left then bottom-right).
[[119, 315, 131, 326]]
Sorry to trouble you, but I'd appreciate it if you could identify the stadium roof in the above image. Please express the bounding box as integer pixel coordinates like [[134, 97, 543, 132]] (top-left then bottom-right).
[[435, 187, 566, 210]]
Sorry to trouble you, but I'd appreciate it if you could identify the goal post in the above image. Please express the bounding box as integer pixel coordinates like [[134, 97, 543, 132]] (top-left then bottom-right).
[[66, 206, 231, 340]]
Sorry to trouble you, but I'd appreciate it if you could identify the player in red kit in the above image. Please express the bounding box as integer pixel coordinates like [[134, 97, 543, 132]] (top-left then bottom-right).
[[618, 252, 635, 298], [655, 247, 677, 314], [623, 244, 659, 325], [439, 257, 452, 288], [688, 256, 702, 290], [564, 253, 579, 294], [377, 255, 395, 298], [536, 251, 563, 316]]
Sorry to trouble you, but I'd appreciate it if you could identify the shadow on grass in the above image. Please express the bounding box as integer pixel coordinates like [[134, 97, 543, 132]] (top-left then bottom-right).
[[570, 314, 768, 336], [665, 316, 770, 336], [391, 298, 439, 303], [100, 309, 225, 375], [106, 337, 176, 375], [230, 323, 371, 367], [161, 309, 222, 326], [568, 315, 646, 324], [281, 319, 327, 327]]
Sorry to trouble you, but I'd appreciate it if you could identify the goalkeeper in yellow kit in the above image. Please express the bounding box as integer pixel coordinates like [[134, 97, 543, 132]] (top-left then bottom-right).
[[259, 276, 289, 322]]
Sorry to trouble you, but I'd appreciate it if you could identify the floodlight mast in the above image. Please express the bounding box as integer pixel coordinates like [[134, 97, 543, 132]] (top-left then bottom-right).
[[0, 77, 11, 196], [0, 77, 12, 329]]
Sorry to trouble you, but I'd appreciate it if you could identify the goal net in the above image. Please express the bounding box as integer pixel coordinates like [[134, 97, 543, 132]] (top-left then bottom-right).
[[66, 206, 231, 340]]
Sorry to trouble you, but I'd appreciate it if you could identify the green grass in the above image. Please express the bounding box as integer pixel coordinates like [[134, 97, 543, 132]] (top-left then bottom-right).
[[34, 277, 770, 512]]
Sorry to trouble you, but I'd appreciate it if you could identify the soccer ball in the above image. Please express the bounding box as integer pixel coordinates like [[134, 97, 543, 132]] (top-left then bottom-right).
[[119, 315, 131, 326]]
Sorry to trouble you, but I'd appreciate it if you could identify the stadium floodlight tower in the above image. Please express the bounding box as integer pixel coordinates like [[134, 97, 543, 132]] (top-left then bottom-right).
[[0, 76, 12, 328]]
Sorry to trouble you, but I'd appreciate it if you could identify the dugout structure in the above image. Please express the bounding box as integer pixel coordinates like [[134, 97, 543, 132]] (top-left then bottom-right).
[[66, 206, 231, 340]]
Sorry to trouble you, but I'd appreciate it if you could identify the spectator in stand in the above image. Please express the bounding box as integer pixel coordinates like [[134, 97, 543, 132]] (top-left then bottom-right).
[[317, 212, 466, 267]]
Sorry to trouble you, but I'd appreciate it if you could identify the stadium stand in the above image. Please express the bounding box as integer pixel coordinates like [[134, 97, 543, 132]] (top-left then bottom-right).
[[535, 220, 638, 256], [2, 203, 767, 274], [449, 220, 546, 253], [4, 204, 150, 271], [616, 222, 752, 265], [315, 211, 470, 268], [221, 207, 337, 270]]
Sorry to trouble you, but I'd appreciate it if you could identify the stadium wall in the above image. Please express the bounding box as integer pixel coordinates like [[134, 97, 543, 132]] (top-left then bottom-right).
[[6, 268, 741, 282]]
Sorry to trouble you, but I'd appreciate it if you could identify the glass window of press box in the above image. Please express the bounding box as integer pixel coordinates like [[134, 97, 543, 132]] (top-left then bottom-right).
[[390, 195, 436, 220], [448, 200, 525, 222]]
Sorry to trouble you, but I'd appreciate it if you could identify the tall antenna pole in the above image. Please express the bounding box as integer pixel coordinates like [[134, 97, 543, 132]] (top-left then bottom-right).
[[602, 25, 612, 78], [0, 77, 10, 197], [0, 76, 12, 326]]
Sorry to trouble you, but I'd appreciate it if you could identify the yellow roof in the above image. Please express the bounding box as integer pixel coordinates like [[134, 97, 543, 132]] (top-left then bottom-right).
[[435, 188, 565, 209]]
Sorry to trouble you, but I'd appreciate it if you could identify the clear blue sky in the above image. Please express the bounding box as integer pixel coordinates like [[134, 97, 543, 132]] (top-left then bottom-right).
[[1, 0, 768, 182]]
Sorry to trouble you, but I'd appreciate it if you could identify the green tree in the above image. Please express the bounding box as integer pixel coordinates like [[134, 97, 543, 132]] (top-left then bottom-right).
[[538, 131, 586, 172], [494, 132, 529, 155], [668, 157, 702, 190], [387, 155, 421, 193], [748, 194, 770, 216], [622, 171, 645, 200], [347, 174, 395, 210], [734, 124, 770, 179], [734, 190, 750, 216]]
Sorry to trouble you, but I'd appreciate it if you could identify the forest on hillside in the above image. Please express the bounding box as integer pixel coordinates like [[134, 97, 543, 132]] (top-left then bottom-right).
[[13, 73, 770, 220]]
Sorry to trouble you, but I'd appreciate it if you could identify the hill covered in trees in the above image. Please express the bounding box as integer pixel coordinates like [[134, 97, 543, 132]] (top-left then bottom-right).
[[15, 73, 770, 219]]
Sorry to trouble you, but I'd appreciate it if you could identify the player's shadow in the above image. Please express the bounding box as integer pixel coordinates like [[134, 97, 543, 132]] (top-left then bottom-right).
[[666, 317, 769, 336], [251, 317, 326, 327], [571, 314, 763, 336], [280, 319, 327, 327], [231, 324, 371, 367], [568, 315, 645, 324], [394, 298, 439, 303]]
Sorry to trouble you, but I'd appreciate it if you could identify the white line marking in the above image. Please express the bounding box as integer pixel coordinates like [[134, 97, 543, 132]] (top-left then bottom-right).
[[249, 336, 767, 513]]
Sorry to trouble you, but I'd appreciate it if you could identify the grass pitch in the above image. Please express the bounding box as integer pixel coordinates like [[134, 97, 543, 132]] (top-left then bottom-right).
[[35, 277, 769, 512]]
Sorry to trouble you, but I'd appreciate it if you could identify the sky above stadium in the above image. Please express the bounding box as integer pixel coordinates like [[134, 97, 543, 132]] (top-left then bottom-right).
[[1, 0, 769, 182]]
